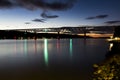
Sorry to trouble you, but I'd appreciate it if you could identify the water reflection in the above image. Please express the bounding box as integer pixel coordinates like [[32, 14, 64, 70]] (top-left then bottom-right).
[[44, 39, 48, 66], [0, 39, 109, 80], [57, 39, 60, 52], [34, 40, 37, 54], [69, 39, 73, 59], [14, 40, 17, 54], [24, 40, 28, 56]]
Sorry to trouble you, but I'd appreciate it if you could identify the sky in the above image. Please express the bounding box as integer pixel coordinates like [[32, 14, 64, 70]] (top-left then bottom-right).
[[0, 0, 120, 29]]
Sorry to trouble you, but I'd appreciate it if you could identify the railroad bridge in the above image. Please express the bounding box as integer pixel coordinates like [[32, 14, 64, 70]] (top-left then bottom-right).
[[0, 25, 119, 39], [17, 26, 114, 34]]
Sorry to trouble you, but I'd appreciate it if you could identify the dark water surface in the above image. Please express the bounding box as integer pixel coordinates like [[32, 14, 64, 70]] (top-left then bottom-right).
[[0, 39, 109, 80]]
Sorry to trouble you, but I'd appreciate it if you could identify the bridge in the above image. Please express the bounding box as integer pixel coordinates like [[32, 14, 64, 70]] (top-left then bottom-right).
[[16, 25, 114, 34], [0, 25, 119, 39]]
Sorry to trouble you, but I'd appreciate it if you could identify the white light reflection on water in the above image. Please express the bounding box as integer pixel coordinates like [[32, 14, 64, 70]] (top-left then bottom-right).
[[44, 39, 48, 66]]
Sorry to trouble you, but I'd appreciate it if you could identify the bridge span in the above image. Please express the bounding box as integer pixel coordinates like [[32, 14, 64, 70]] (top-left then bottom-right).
[[16, 26, 114, 34], [0, 25, 119, 39]]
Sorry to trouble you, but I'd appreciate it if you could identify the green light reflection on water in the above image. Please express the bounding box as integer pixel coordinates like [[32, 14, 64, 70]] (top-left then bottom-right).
[[44, 39, 48, 66], [70, 39, 73, 58]]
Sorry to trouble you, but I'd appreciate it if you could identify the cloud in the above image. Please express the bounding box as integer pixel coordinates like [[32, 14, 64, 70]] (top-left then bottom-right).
[[0, 0, 76, 11], [104, 20, 120, 24], [0, 0, 76, 22], [32, 18, 45, 23], [86, 17, 96, 20], [86, 14, 108, 20], [41, 11, 59, 19], [0, 0, 13, 8], [25, 22, 31, 24], [96, 15, 108, 19], [44, 0, 75, 11]]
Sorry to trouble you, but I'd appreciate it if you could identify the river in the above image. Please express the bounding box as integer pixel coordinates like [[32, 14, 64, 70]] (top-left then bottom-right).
[[0, 39, 109, 80]]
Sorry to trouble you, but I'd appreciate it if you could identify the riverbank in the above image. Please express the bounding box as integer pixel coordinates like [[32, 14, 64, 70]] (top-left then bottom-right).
[[93, 54, 120, 80]]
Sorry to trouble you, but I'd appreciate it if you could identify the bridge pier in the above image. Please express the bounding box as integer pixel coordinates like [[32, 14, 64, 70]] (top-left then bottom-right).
[[34, 30, 37, 40], [57, 31, 60, 39], [84, 27, 86, 39]]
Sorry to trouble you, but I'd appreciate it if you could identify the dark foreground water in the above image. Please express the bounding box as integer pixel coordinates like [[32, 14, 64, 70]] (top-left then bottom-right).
[[0, 39, 109, 80]]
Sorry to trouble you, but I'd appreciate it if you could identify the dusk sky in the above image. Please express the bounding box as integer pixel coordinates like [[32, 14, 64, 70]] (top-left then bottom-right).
[[0, 0, 120, 29]]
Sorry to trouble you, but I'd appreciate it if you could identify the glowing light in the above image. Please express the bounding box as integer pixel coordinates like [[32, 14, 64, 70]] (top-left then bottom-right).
[[107, 37, 120, 42], [109, 43, 113, 51], [70, 39, 73, 59], [114, 37, 120, 40], [78, 33, 113, 38], [110, 36, 113, 39], [44, 39, 48, 66]]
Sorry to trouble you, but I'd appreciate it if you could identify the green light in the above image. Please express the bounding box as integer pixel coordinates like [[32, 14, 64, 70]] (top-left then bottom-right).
[[70, 39, 73, 58], [44, 29, 47, 32], [44, 39, 48, 66]]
